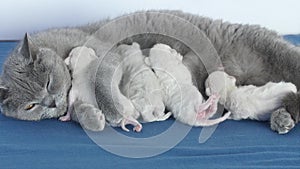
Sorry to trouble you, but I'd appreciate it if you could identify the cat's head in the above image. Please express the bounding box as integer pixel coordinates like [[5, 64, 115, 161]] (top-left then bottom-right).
[[0, 33, 71, 120]]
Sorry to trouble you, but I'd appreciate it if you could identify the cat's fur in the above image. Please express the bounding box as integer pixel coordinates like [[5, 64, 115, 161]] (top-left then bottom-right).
[[116, 43, 171, 123], [1, 10, 299, 132], [146, 44, 230, 126], [205, 71, 297, 132]]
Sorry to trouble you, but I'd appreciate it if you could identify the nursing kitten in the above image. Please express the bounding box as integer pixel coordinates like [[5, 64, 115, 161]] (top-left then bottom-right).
[[205, 71, 296, 134], [61, 46, 106, 131], [116, 43, 171, 125], [65, 46, 145, 132], [146, 44, 230, 126], [1, 11, 299, 133]]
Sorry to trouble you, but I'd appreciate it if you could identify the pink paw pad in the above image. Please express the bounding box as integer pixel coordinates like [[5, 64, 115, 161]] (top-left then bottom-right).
[[196, 111, 206, 120], [59, 113, 71, 122], [133, 124, 142, 132]]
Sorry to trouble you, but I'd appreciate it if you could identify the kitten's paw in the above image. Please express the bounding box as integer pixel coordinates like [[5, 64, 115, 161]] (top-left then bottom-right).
[[59, 114, 71, 122], [270, 108, 295, 134], [76, 104, 106, 131], [121, 117, 143, 132]]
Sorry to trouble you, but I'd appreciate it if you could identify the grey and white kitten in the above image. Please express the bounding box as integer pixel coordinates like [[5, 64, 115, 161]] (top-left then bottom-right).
[[1, 10, 299, 133]]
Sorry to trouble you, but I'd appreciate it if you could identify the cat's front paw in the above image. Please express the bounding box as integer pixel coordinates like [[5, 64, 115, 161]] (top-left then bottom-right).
[[75, 103, 106, 131], [270, 108, 295, 134]]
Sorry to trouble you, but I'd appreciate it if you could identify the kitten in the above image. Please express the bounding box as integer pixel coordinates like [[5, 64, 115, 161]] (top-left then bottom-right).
[[116, 43, 171, 124], [64, 46, 144, 132], [146, 44, 231, 126], [62, 46, 105, 131], [205, 71, 296, 133]]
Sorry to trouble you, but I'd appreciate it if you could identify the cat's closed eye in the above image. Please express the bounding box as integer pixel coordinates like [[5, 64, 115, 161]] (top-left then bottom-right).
[[46, 79, 50, 91], [24, 104, 36, 111], [46, 74, 54, 93]]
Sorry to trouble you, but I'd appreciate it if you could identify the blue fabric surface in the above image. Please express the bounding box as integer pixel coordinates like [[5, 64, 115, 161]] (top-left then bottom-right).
[[1, 36, 300, 169]]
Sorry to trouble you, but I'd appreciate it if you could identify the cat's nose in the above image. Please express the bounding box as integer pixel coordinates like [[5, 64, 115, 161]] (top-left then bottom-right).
[[48, 100, 56, 108], [42, 96, 56, 108]]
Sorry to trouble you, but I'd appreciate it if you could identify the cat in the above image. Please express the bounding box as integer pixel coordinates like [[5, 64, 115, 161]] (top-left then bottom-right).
[[145, 44, 231, 126], [116, 43, 171, 124], [205, 70, 296, 133], [1, 10, 299, 133]]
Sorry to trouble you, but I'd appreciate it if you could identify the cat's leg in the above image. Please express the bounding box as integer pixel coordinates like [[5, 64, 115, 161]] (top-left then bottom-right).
[[138, 104, 155, 123], [194, 111, 231, 126], [270, 108, 295, 134], [121, 116, 143, 132], [153, 101, 172, 121], [155, 112, 172, 122], [140, 104, 171, 122], [196, 94, 220, 119], [59, 111, 71, 121], [281, 92, 300, 124], [72, 100, 106, 131], [244, 34, 300, 131]]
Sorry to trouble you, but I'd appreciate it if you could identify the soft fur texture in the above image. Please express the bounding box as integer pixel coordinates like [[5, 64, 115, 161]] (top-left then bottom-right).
[[146, 44, 230, 126], [1, 10, 300, 133], [205, 71, 297, 133], [271, 108, 295, 134], [117, 43, 171, 123], [62, 46, 106, 131]]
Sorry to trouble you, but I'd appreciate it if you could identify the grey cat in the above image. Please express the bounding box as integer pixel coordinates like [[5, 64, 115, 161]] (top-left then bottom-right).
[[1, 10, 299, 133]]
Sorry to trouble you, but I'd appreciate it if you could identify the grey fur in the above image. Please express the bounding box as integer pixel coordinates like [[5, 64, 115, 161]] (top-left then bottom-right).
[[282, 92, 300, 123], [270, 108, 295, 134], [1, 10, 299, 132]]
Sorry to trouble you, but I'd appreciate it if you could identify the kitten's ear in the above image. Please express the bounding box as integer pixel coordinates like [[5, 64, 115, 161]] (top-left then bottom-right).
[[217, 64, 225, 71], [0, 79, 8, 103], [144, 57, 151, 66], [21, 33, 37, 62], [205, 87, 211, 96]]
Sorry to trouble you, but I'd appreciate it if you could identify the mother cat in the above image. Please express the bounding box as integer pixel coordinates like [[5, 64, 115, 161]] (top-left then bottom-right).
[[1, 10, 299, 133]]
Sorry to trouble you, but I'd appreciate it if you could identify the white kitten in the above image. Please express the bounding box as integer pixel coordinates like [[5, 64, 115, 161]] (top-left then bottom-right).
[[60, 46, 105, 130], [117, 43, 171, 124], [205, 71, 297, 121], [146, 44, 230, 126]]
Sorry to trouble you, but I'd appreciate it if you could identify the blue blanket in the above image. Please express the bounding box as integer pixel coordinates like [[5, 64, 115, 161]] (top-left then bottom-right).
[[0, 36, 300, 169]]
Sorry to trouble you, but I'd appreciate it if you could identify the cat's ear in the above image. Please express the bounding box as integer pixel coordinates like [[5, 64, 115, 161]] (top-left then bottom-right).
[[21, 33, 37, 62], [0, 79, 8, 103]]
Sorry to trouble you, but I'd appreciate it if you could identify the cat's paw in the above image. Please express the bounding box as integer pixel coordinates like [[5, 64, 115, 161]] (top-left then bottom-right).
[[75, 103, 105, 131], [270, 108, 295, 134]]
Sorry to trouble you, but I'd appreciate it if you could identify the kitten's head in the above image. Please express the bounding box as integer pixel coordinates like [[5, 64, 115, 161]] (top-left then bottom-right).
[[116, 42, 144, 62], [0, 33, 71, 120], [205, 71, 236, 103], [146, 43, 183, 67]]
